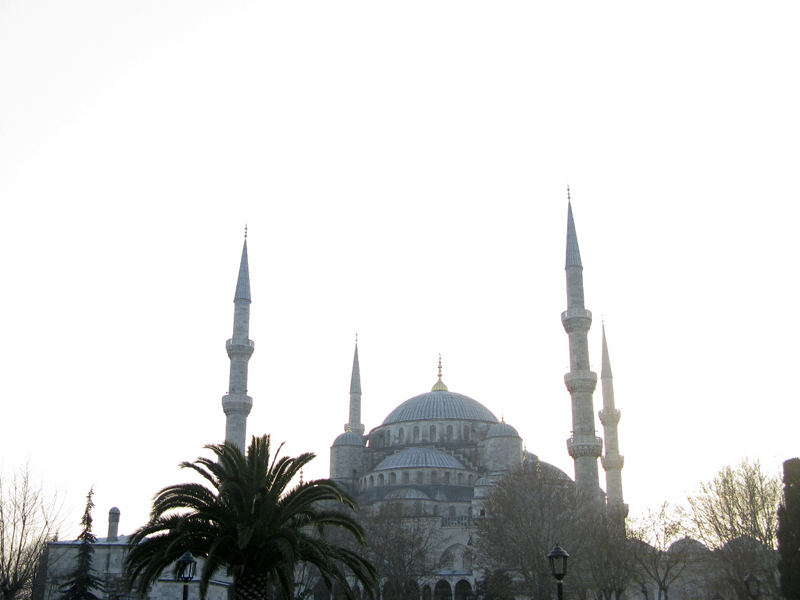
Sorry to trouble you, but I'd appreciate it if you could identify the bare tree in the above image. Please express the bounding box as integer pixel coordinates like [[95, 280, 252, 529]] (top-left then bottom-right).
[[358, 501, 443, 600], [628, 503, 692, 600], [0, 464, 63, 600], [472, 465, 588, 600], [584, 514, 636, 600], [687, 459, 781, 600]]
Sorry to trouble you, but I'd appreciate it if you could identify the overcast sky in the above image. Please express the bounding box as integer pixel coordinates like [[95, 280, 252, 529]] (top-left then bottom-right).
[[1, 1, 799, 539]]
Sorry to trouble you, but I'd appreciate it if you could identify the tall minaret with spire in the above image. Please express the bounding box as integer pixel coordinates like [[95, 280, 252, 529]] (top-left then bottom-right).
[[599, 323, 627, 516], [561, 190, 603, 498], [221, 230, 254, 450], [345, 336, 365, 436]]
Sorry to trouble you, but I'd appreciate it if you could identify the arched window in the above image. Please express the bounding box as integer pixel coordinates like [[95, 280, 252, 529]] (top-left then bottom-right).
[[446, 425, 453, 441], [403, 472, 410, 484], [430, 425, 437, 442], [444, 472, 451, 485], [457, 473, 463, 485], [416, 471, 423, 484], [467, 474, 474, 486], [398, 428, 405, 444], [378, 474, 384, 486], [454, 580, 472, 600], [464, 426, 470, 441], [431, 472, 438, 484], [434, 581, 452, 600], [448, 505, 456, 517], [422, 587, 432, 600], [385, 430, 391, 446], [389, 473, 397, 485], [433, 505, 439, 516], [369, 475, 374, 488], [413, 426, 420, 443]]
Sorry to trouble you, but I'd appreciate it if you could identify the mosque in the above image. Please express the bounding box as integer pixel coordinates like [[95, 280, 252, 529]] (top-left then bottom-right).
[[218, 197, 626, 598], [320, 200, 627, 598]]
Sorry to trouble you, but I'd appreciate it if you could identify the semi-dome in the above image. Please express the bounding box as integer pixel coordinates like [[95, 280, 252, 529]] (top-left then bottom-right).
[[539, 461, 572, 482], [486, 421, 520, 438], [382, 390, 499, 425], [384, 488, 431, 500], [374, 447, 466, 471], [332, 431, 365, 447]]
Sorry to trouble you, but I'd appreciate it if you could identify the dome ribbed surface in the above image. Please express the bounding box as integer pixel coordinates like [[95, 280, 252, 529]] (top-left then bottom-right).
[[384, 487, 431, 500], [332, 432, 365, 447], [382, 391, 498, 425], [486, 422, 520, 438], [374, 448, 466, 471]]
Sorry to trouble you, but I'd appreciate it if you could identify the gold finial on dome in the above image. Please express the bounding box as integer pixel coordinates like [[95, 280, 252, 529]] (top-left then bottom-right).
[[431, 354, 448, 391]]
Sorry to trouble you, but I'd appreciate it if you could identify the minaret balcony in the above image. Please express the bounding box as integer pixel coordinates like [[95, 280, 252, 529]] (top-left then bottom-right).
[[226, 338, 255, 359], [567, 435, 603, 459], [561, 308, 592, 333], [564, 370, 597, 393], [601, 455, 625, 470], [598, 408, 621, 426], [226, 338, 255, 348]]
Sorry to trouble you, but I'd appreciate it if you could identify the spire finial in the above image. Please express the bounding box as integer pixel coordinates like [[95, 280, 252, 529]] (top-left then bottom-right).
[[244, 224, 248, 239], [355, 331, 358, 344], [299, 469, 304, 486], [567, 185, 571, 202], [431, 354, 448, 392]]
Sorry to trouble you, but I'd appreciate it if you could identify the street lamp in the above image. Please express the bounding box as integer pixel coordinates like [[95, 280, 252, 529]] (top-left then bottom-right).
[[547, 545, 569, 600], [176, 552, 197, 600], [743, 574, 761, 600]]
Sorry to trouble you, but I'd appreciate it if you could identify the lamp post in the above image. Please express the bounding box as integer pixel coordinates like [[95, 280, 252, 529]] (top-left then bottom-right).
[[743, 574, 760, 600], [547, 545, 569, 600], [176, 552, 197, 600]]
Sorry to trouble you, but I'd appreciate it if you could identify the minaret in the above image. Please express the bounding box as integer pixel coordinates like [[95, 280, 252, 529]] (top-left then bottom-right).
[[599, 323, 627, 516], [561, 192, 603, 497], [345, 336, 365, 436], [221, 233, 254, 451]]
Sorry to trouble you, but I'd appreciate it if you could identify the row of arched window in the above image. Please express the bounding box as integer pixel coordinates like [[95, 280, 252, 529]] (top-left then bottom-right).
[[360, 471, 475, 489], [375, 424, 474, 448], [313, 577, 473, 600]]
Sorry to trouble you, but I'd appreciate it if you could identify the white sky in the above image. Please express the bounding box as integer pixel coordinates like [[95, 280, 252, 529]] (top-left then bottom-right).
[[1, 1, 799, 540]]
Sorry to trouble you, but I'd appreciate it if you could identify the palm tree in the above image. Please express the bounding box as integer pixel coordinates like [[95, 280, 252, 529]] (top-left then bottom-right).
[[125, 435, 376, 600]]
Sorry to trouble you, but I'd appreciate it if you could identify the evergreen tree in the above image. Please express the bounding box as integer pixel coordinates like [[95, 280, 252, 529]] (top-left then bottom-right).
[[58, 489, 103, 600], [778, 458, 800, 600]]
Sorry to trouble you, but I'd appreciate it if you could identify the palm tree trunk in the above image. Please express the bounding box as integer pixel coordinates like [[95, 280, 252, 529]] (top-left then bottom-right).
[[234, 573, 271, 600]]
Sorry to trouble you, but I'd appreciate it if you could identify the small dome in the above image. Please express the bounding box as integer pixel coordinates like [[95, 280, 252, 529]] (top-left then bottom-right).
[[332, 431, 365, 447], [486, 422, 520, 438], [475, 477, 492, 487], [374, 447, 466, 471], [382, 391, 498, 425], [384, 487, 431, 500]]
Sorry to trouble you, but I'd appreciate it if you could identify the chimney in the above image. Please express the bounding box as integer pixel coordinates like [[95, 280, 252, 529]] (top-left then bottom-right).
[[108, 507, 120, 541]]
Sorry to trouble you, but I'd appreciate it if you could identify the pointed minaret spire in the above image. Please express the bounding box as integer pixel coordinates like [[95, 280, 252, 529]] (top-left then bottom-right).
[[432, 354, 448, 391], [561, 194, 603, 499], [222, 235, 254, 450], [566, 198, 583, 268], [599, 323, 627, 518], [345, 335, 365, 436]]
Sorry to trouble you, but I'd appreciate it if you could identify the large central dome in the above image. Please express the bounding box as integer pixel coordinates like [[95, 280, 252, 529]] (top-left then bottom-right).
[[382, 390, 499, 425]]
